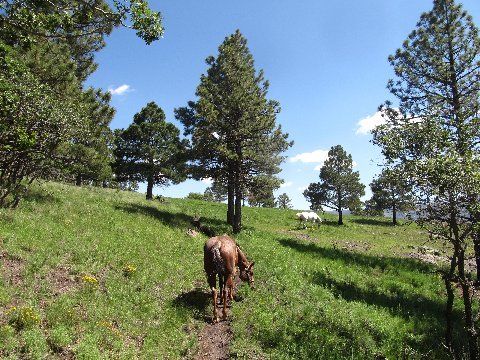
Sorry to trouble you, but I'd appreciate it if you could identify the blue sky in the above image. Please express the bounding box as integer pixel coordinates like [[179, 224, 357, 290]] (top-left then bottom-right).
[[86, 0, 480, 210]]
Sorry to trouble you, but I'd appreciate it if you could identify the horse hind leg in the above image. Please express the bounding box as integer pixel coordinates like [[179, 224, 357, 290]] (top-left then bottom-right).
[[222, 284, 228, 320], [218, 274, 224, 305], [207, 274, 218, 323], [222, 275, 235, 319], [221, 275, 228, 320], [212, 287, 219, 323], [228, 274, 234, 301]]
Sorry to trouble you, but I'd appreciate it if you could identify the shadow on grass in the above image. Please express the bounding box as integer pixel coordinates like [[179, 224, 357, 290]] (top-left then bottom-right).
[[278, 237, 434, 273], [312, 271, 457, 320], [24, 186, 58, 204], [115, 203, 229, 236], [173, 287, 211, 321], [350, 218, 396, 227], [255, 307, 454, 360], [307, 268, 465, 357], [270, 237, 466, 358]]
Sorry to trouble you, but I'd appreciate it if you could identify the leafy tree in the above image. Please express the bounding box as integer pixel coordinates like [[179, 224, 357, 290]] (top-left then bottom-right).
[[369, 168, 413, 225], [2, 38, 116, 188], [276, 193, 292, 209], [303, 145, 365, 225], [372, 0, 480, 356], [176, 30, 292, 233], [114, 102, 188, 200], [0, 1, 164, 50], [0, 43, 83, 207]]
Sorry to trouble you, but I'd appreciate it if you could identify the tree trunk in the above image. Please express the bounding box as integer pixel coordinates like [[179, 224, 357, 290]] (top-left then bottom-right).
[[337, 194, 343, 225], [450, 203, 479, 359], [457, 248, 478, 359], [443, 255, 458, 359], [233, 173, 242, 234], [392, 201, 397, 226], [338, 209, 343, 225], [227, 175, 234, 226], [75, 174, 82, 186], [146, 175, 154, 200], [233, 193, 242, 234]]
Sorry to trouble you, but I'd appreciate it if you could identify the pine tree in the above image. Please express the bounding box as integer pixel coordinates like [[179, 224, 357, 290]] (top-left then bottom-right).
[[176, 30, 292, 233], [369, 168, 413, 225], [114, 102, 187, 200], [247, 175, 280, 208], [204, 181, 228, 203], [303, 145, 365, 225], [276, 193, 292, 209]]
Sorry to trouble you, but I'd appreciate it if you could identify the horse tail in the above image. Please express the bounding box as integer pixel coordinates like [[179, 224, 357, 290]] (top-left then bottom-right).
[[212, 242, 225, 274]]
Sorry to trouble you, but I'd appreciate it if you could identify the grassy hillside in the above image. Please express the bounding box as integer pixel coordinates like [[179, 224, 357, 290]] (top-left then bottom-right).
[[0, 182, 467, 359]]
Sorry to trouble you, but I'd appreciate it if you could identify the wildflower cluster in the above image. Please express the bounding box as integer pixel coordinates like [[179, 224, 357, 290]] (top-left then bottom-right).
[[123, 264, 137, 278], [81, 275, 99, 288], [7, 306, 40, 330]]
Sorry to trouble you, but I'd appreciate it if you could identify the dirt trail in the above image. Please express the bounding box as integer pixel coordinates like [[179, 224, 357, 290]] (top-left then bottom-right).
[[195, 276, 244, 359], [195, 318, 232, 360]]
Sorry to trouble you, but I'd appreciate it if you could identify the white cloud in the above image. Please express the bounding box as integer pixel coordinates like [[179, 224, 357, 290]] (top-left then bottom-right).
[[290, 149, 329, 163], [291, 149, 329, 171], [108, 84, 131, 96], [297, 185, 308, 192], [280, 181, 293, 188], [291, 148, 357, 172], [355, 111, 386, 135]]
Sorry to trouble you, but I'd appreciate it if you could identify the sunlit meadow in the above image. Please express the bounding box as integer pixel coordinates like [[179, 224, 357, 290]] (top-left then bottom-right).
[[0, 182, 468, 358]]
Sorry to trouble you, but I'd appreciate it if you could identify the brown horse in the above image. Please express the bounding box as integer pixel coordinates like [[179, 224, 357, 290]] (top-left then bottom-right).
[[204, 235, 255, 323]]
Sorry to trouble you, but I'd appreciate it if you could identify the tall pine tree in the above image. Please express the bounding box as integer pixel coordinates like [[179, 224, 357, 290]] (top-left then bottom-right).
[[176, 30, 292, 233]]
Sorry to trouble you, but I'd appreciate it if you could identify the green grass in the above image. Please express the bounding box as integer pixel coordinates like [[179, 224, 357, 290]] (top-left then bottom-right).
[[0, 182, 468, 358]]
